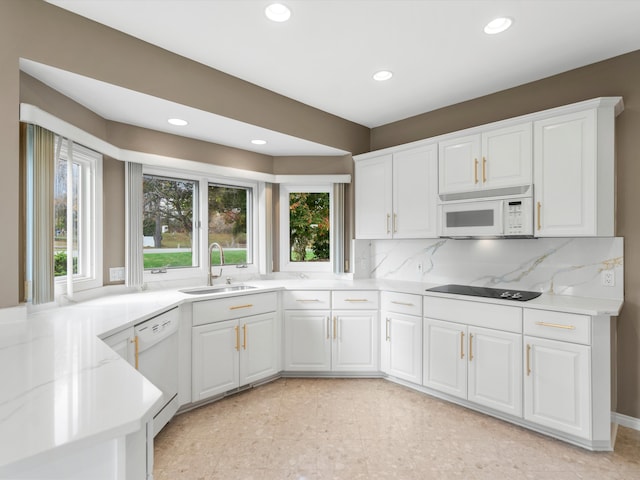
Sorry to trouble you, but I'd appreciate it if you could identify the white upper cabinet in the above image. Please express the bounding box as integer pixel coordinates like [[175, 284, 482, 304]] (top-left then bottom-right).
[[439, 123, 532, 195], [482, 123, 532, 190], [393, 145, 438, 238], [355, 154, 393, 239], [534, 102, 617, 237], [438, 134, 482, 195], [355, 145, 438, 239]]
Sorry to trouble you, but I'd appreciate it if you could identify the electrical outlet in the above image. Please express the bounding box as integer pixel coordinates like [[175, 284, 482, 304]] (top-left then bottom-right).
[[601, 270, 615, 287], [109, 267, 125, 282]]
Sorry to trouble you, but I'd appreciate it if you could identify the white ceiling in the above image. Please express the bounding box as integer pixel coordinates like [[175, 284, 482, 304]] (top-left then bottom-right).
[[35, 0, 640, 154]]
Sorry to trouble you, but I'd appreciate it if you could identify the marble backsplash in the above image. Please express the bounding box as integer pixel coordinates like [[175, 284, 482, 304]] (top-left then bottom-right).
[[353, 237, 623, 300]]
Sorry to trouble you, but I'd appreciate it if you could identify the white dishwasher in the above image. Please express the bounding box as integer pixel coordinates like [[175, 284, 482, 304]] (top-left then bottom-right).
[[135, 307, 180, 437]]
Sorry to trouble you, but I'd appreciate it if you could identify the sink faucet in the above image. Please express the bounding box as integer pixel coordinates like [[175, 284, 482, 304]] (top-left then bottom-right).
[[208, 242, 225, 285]]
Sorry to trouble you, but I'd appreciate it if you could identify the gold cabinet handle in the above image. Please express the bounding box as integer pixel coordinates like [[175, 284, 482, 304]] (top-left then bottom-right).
[[390, 301, 414, 307], [229, 304, 253, 311], [482, 157, 487, 183], [393, 213, 398, 233], [242, 323, 247, 350], [526, 344, 531, 376], [535, 321, 576, 330], [385, 318, 390, 341], [234, 325, 240, 351], [345, 298, 369, 303], [326, 317, 330, 340], [296, 299, 320, 303], [474, 158, 479, 184], [386, 213, 391, 234], [460, 331, 465, 359], [131, 336, 139, 370], [469, 333, 474, 362], [537, 201, 542, 231], [333, 316, 337, 340]]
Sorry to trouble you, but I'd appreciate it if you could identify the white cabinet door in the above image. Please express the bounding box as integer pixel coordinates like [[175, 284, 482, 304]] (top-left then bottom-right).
[[284, 310, 331, 371], [103, 327, 135, 367], [239, 312, 279, 387], [439, 134, 481, 194], [524, 336, 591, 439], [332, 311, 378, 372], [355, 154, 393, 239], [468, 326, 522, 417], [393, 145, 438, 238], [482, 123, 532, 190], [423, 318, 467, 399], [382, 311, 422, 384], [192, 319, 239, 401], [534, 110, 597, 236]]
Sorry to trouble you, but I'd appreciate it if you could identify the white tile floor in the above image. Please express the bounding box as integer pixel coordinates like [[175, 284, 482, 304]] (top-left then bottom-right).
[[154, 378, 640, 479]]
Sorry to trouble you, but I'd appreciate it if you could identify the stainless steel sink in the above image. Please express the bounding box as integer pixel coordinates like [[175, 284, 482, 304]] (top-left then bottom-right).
[[180, 285, 258, 295]]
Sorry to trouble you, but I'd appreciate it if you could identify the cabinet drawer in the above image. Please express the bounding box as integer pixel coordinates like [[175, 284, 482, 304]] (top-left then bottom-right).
[[524, 309, 590, 345], [424, 296, 522, 333], [283, 290, 331, 310], [332, 290, 379, 310], [381, 291, 422, 316], [193, 292, 277, 326]]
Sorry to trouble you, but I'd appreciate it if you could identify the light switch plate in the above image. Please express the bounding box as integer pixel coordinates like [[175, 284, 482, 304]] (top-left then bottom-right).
[[109, 267, 125, 282]]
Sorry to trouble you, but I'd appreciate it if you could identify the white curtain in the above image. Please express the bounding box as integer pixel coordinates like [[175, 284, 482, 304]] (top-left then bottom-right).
[[125, 162, 144, 287], [26, 125, 55, 304]]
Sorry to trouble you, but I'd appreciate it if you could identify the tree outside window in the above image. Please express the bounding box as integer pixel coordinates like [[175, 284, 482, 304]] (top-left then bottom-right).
[[208, 184, 250, 265], [288, 191, 330, 263], [142, 175, 196, 269]]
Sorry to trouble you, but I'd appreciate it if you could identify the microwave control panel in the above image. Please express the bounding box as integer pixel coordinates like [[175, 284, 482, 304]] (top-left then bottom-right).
[[504, 198, 533, 235]]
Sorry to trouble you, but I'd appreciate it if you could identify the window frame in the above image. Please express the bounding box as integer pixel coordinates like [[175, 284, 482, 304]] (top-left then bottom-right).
[[141, 166, 260, 283], [54, 139, 103, 295], [207, 181, 254, 267], [279, 184, 333, 273]]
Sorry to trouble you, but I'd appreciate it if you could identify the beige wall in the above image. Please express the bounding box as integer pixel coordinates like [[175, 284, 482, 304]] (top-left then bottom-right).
[[102, 157, 125, 285], [372, 50, 640, 419]]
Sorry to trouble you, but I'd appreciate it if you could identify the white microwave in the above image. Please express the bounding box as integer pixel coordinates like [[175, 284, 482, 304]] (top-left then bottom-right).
[[439, 196, 533, 238]]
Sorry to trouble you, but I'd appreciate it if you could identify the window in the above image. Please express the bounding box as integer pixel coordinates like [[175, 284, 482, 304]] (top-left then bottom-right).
[[140, 168, 259, 282], [280, 185, 332, 272], [142, 175, 198, 270], [208, 184, 251, 265], [53, 136, 102, 292]]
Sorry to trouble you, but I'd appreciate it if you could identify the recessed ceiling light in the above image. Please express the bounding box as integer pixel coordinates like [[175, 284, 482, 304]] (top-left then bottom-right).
[[251, 139, 267, 145], [484, 17, 513, 34], [373, 70, 393, 82], [167, 118, 188, 126], [265, 3, 291, 22]]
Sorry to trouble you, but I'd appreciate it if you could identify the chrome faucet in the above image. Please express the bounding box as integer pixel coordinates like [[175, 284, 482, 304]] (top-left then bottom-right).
[[208, 242, 225, 285]]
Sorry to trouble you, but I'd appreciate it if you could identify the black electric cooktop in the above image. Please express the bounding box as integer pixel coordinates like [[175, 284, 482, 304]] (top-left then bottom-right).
[[426, 284, 542, 302]]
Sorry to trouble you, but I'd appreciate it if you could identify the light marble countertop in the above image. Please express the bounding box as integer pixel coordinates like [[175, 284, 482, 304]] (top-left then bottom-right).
[[0, 278, 623, 474]]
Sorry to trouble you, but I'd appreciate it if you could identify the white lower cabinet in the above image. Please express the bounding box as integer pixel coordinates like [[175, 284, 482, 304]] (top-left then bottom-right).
[[422, 318, 467, 398], [468, 326, 522, 416], [284, 310, 332, 371], [423, 297, 523, 417], [423, 318, 522, 417], [380, 292, 423, 384], [102, 327, 135, 366], [283, 290, 379, 372], [191, 293, 279, 402], [523, 309, 593, 439]]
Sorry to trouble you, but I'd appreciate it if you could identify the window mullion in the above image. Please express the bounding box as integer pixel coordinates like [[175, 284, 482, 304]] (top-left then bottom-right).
[[66, 139, 74, 296]]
